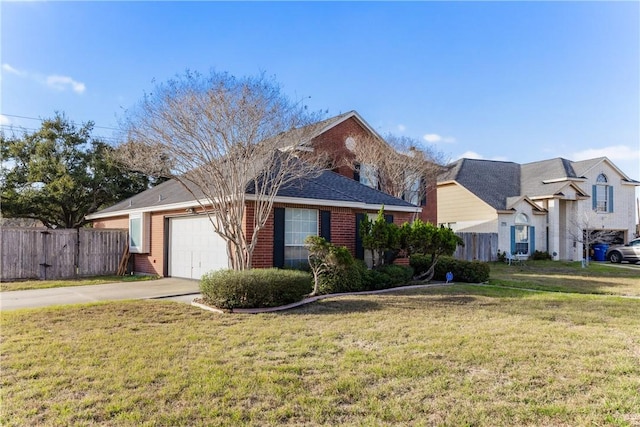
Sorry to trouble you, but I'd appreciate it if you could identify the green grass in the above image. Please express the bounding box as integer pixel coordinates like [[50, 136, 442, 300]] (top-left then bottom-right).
[[0, 274, 159, 292], [489, 260, 640, 296], [1, 263, 639, 426]]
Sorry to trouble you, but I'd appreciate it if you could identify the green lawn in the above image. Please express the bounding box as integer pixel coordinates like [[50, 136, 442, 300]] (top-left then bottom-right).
[[0, 274, 159, 292], [1, 264, 639, 426]]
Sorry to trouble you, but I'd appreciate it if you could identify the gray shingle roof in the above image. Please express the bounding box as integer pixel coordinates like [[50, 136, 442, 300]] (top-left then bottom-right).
[[440, 159, 520, 210], [273, 170, 417, 207], [520, 158, 583, 197], [92, 167, 416, 217]]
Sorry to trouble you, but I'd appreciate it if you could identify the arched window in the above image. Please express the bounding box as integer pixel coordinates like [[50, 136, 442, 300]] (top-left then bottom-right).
[[512, 213, 533, 255], [594, 173, 612, 213]]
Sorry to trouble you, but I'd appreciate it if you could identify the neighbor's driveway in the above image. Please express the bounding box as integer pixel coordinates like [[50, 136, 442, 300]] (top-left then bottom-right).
[[0, 278, 200, 311]]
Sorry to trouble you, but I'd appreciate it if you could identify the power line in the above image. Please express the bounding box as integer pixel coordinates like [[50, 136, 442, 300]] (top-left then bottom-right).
[[1, 113, 120, 131], [0, 124, 121, 144]]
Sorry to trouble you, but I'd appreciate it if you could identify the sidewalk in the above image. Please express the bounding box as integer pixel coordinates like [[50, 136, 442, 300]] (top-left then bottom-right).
[[0, 278, 200, 311]]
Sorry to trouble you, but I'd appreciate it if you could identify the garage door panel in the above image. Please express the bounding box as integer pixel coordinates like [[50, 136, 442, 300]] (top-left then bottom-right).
[[169, 216, 228, 279]]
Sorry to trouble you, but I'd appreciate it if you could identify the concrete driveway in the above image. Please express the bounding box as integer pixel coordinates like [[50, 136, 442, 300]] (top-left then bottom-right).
[[0, 278, 200, 311]]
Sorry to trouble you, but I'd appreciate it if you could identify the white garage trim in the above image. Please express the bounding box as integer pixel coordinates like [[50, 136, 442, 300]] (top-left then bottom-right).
[[168, 215, 228, 279]]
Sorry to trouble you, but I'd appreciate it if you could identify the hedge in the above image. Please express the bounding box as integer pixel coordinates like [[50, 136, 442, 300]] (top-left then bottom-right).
[[200, 269, 312, 309], [410, 255, 490, 283]]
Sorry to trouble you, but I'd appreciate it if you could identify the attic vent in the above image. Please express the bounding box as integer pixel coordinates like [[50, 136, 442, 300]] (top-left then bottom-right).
[[158, 194, 163, 202]]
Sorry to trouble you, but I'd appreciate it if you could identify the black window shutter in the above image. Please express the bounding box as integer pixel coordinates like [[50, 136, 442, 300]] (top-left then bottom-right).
[[273, 207, 285, 268], [353, 163, 360, 182], [320, 210, 331, 242], [355, 213, 365, 260], [420, 178, 427, 206]]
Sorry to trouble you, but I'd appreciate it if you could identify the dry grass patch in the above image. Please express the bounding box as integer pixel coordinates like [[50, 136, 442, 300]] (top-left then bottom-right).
[[2, 284, 639, 426]]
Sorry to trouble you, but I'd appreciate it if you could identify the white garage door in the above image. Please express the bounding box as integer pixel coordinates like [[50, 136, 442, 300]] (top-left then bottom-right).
[[169, 216, 228, 279]]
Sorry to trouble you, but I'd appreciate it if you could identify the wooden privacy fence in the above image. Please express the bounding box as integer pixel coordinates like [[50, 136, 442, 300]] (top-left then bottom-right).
[[453, 232, 498, 262], [1, 228, 128, 281]]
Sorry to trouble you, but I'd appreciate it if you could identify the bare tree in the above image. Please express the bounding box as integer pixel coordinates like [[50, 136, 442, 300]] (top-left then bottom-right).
[[116, 70, 325, 270], [350, 133, 446, 209], [567, 210, 620, 267]]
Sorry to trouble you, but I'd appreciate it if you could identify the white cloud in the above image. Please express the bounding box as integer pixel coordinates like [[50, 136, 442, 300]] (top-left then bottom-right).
[[423, 133, 456, 144], [455, 151, 509, 162], [2, 63, 23, 76], [457, 151, 484, 160], [397, 124, 406, 132], [46, 75, 86, 94], [0, 114, 10, 125], [2, 63, 86, 95], [571, 145, 640, 163]]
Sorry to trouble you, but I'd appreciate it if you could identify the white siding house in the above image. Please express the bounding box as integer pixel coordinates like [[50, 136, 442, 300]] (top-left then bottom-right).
[[438, 157, 639, 261]]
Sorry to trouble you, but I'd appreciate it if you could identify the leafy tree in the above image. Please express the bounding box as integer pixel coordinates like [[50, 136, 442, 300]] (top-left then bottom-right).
[[1, 113, 151, 228], [401, 220, 463, 281], [116, 70, 325, 270], [359, 208, 400, 268]]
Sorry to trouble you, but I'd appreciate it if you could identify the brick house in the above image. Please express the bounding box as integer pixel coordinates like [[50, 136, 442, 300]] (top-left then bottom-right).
[[87, 111, 425, 278]]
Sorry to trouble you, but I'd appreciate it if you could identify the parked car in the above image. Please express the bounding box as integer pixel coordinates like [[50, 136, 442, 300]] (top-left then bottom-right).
[[606, 238, 640, 263]]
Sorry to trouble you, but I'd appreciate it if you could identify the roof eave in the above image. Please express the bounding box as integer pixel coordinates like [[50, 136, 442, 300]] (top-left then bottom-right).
[[86, 194, 421, 220]]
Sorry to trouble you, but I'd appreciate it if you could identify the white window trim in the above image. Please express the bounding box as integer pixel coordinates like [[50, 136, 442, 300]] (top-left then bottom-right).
[[284, 208, 318, 266], [129, 212, 150, 254]]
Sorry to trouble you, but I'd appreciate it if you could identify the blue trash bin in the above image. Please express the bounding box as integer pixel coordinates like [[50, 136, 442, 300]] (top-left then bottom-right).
[[592, 244, 609, 262]]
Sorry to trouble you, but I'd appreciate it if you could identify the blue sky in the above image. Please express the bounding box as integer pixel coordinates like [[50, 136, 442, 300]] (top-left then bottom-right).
[[2, 1, 639, 183]]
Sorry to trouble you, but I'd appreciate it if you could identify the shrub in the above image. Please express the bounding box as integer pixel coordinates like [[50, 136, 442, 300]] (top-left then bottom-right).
[[318, 264, 363, 294], [200, 269, 312, 309], [409, 254, 432, 277], [433, 257, 490, 283], [532, 250, 552, 261], [376, 264, 414, 287]]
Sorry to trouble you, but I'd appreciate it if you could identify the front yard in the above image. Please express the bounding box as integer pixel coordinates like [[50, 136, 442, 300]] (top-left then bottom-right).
[[1, 263, 639, 426]]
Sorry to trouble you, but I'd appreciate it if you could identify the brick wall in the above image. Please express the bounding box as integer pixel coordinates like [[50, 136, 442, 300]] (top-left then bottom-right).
[[311, 116, 361, 176], [311, 116, 437, 224]]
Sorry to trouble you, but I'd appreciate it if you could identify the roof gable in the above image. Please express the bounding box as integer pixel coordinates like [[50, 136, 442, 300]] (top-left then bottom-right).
[[439, 158, 520, 210], [296, 110, 384, 146]]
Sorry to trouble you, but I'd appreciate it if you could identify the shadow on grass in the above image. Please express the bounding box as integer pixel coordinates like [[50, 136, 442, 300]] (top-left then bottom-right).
[[279, 284, 526, 316], [281, 297, 384, 315]]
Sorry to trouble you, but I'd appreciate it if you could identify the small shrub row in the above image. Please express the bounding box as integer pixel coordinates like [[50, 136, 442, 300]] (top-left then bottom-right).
[[410, 255, 490, 283], [317, 261, 414, 294], [359, 263, 414, 291], [532, 250, 552, 261], [200, 269, 312, 309], [433, 257, 490, 283]]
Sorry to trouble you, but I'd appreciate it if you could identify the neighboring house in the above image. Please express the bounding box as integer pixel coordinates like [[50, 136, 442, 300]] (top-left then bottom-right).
[[87, 112, 424, 279], [438, 157, 639, 261]]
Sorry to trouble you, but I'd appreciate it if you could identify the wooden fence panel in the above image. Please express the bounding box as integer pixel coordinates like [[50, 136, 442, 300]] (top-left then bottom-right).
[[1, 228, 41, 280], [78, 229, 128, 277], [454, 232, 498, 262], [41, 230, 78, 280], [1, 228, 127, 281]]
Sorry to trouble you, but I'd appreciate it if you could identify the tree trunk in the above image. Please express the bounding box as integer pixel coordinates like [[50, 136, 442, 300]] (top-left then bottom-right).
[[413, 255, 439, 282]]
